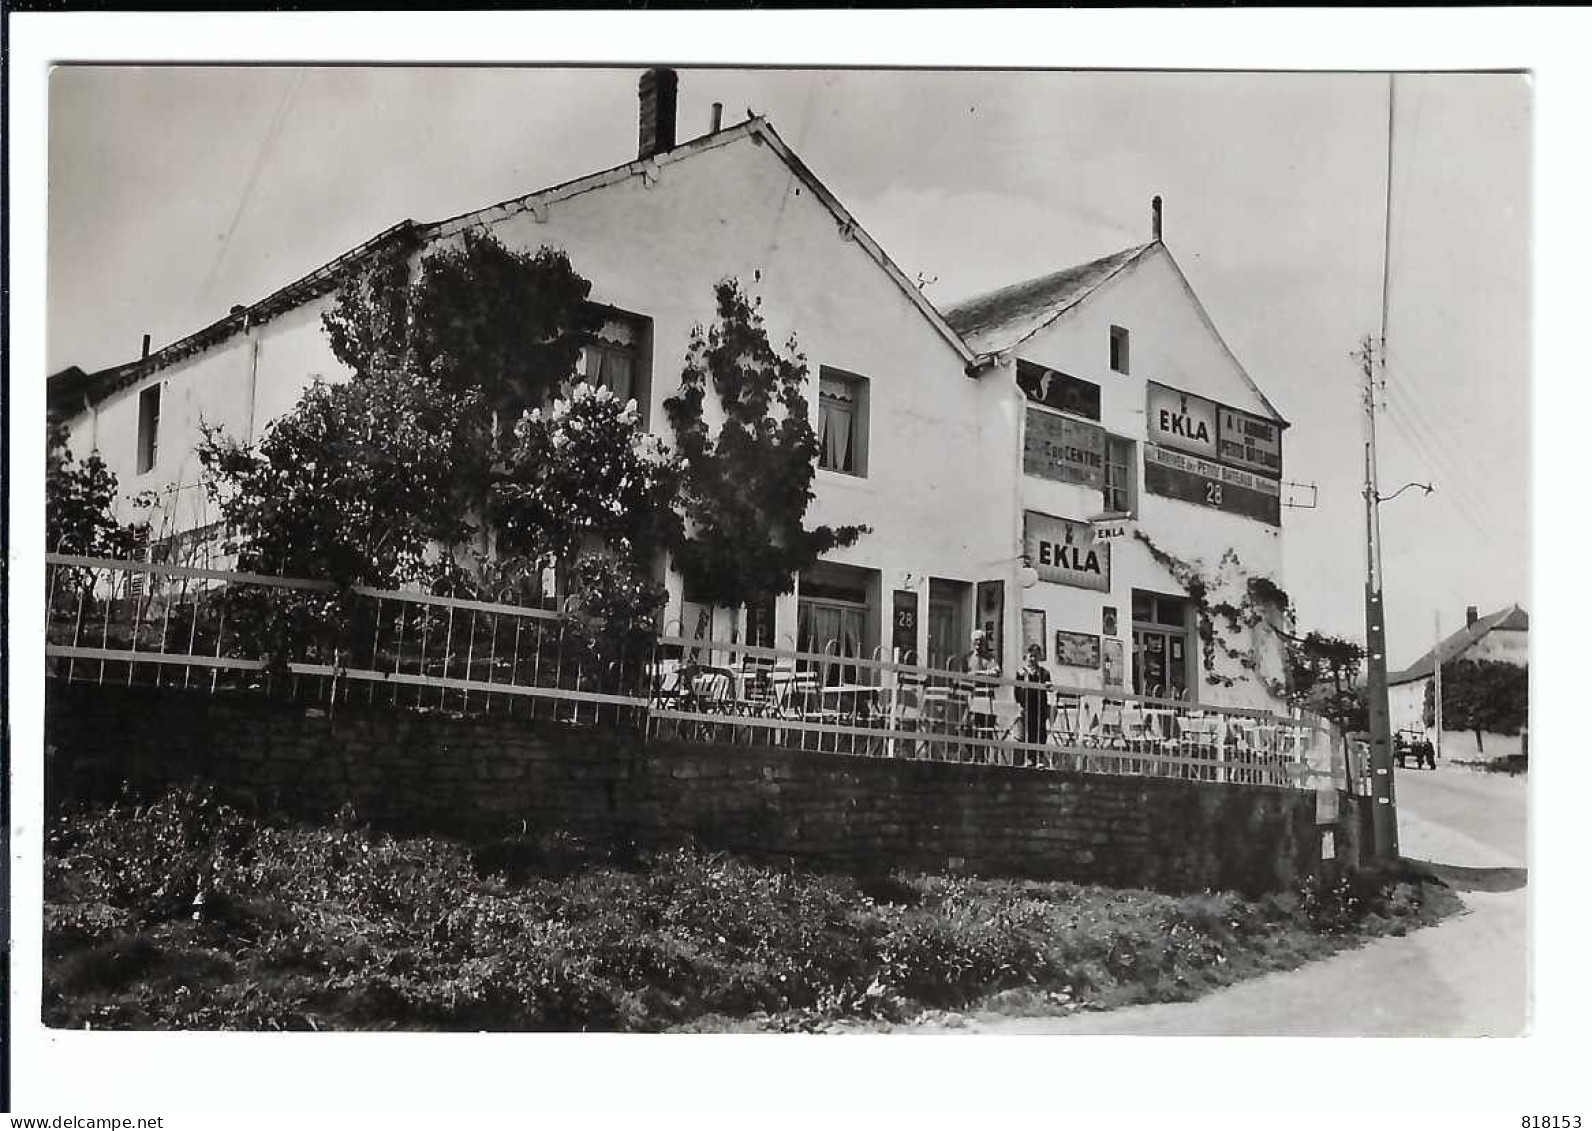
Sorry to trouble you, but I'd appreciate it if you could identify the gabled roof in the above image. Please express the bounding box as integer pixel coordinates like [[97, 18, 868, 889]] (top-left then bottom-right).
[[942, 242, 1155, 356], [56, 114, 975, 416], [428, 117, 973, 365], [1388, 604, 1530, 686], [941, 240, 1289, 426]]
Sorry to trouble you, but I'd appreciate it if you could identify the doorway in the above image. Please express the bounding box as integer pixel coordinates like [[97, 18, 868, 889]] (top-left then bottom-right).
[[926, 578, 972, 670], [1131, 589, 1192, 700]]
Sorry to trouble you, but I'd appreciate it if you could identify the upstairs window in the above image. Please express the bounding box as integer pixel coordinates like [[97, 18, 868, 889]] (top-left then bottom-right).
[[1103, 434, 1136, 515], [818, 367, 869, 477], [1109, 325, 1130, 375], [136, 384, 162, 474], [572, 308, 650, 424]]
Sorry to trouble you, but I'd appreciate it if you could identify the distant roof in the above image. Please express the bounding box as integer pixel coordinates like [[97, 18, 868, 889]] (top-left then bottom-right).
[[1388, 604, 1530, 686], [52, 115, 973, 415], [942, 243, 1155, 356]]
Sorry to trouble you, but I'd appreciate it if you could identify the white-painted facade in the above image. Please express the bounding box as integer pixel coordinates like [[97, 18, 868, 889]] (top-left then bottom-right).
[[969, 245, 1291, 712], [54, 86, 1295, 709]]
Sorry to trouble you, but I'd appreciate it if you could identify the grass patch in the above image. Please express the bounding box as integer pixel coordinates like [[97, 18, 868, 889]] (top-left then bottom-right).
[[44, 783, 1462, 1032]]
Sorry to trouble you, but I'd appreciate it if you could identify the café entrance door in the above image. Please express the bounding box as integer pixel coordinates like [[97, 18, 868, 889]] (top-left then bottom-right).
[[1131, 590, 1192, 700]]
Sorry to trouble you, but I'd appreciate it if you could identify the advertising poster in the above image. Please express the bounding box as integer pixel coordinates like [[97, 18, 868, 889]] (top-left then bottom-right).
[[1021, 609, 1047, 659], [1023, 510, 1111, 591], [1146, 381, 1219, 460], [1102, 637, 1125, 688], [1054, 630, 1102, 669], [1023, 409, 1106, 487], [1143, 443, 1282, 526], [1017, 359, 1101, 420], [1217, 404, 1284, 478]]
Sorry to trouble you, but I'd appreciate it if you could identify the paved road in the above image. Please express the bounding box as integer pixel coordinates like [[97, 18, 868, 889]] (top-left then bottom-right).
[[911, 764, 1529, 1037]]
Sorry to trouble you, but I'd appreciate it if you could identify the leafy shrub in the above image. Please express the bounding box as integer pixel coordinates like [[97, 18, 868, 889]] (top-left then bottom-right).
[[43, 785, 1462, 1032]]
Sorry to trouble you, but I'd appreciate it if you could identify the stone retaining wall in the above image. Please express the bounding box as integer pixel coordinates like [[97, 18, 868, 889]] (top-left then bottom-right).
[[44, 683, 1364, 893]]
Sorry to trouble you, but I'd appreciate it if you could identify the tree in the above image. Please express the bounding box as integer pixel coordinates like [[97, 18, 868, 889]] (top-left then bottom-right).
[[46, 416, 150, 558], [200, 233, 668, 664], [488, 382, 681, 654], [1425, 658, 1529, 752], [489, 382, 680, 571], [663, 280, 866, 622], [197, 367, 481, 588], [322, 229, 601, 428], [1285, 630, 1366, 729]]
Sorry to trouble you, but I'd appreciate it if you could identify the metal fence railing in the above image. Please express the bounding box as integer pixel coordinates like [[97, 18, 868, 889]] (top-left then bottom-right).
[[645, 633, 1371, 794], [45, 553, 1371, 794], [44, 554, 651, 729]]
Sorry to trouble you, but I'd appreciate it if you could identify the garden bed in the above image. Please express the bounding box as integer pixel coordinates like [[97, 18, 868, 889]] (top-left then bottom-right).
[[44, 783, 1461, 1032]]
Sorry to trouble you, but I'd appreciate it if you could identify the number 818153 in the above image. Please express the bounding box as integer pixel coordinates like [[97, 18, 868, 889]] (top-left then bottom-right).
[[1523, 1118, 1581, 1128]]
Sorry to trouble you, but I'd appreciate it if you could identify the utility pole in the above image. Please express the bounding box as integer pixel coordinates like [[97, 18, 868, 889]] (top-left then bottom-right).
[[1432, 608, 1444, 763], [1358, 336, 1399, 862]]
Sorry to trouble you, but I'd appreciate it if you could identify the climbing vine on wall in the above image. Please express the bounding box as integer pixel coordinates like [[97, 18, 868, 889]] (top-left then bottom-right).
[[1130, 530, 1294, 693]]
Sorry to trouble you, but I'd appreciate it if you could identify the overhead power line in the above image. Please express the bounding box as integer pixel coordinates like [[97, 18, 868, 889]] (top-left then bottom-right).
[[196, 68, 306, 311]]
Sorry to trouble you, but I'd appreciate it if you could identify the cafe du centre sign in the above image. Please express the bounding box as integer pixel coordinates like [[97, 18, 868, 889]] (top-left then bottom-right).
[[1145, 381, 1284, 526]]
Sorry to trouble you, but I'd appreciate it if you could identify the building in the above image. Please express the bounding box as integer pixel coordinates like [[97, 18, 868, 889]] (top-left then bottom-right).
[[48, 68, 1294, 710], [1387, 603, 1529, 757]]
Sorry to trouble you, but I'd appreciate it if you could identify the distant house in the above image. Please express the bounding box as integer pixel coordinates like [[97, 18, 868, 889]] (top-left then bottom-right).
[[1387, 603, 1528, 758]]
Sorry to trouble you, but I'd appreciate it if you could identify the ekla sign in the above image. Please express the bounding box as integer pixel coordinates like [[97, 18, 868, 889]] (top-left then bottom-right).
[[1023, 510, 1110, 591], [1147, 381, 1218, 460]]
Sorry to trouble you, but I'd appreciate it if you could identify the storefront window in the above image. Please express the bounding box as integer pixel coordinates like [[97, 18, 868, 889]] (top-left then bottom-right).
[[1131, 590, 1191, 700]]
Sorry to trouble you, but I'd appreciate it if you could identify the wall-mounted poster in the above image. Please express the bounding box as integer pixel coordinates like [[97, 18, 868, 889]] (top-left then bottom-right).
[[1021, 609, 1047, 659], [1023, 409, 1105, 487], [1102, 638, 1125, 688], [1023, 511, 1111, 591], [1017, 359, 1101, 420], [1143, 443, 1282, 527], [1054, 630, 1102, 669], [1146, 381, 1219, 460], [1102, 605, 1118, 636]]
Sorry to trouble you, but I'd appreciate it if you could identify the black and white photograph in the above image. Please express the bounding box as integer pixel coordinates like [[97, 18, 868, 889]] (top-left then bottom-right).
[[7, 10, 1583, 1123]]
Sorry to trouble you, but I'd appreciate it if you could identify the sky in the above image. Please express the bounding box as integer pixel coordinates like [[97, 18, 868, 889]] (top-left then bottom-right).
[[46, 66, 1531, 669]]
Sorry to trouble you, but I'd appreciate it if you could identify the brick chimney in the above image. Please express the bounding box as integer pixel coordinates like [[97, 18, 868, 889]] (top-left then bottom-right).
[[637, 68, 679, 161], [1466, 605, 1478, 627]]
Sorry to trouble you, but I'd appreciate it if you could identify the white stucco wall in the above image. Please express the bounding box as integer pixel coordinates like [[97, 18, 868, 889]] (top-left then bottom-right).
[[992, 246, 1288, 710], [64, 297, 343, 541]]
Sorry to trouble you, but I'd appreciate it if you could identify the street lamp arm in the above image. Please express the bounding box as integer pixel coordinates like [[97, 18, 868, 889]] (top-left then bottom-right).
[[1376, 481, 1434, 504]]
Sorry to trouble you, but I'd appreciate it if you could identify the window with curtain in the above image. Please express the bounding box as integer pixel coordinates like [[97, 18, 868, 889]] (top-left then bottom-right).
[[580, 341, 635, 405], [818, 368, 868, 476], [565, 309, 649, 424]]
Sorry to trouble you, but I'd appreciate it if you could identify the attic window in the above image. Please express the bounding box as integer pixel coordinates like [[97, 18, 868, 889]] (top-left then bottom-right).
[[136, 384, 162, 475], [1109, 326, 1130, 375]]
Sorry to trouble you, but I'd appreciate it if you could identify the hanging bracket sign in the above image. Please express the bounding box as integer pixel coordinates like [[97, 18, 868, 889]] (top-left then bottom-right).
[[1091, 515, 1136, 542]]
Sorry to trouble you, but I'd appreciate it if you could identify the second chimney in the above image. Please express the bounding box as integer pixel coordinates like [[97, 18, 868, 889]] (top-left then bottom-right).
[[1466, 605, 1479, 627], [638, 68, 679, 161]]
